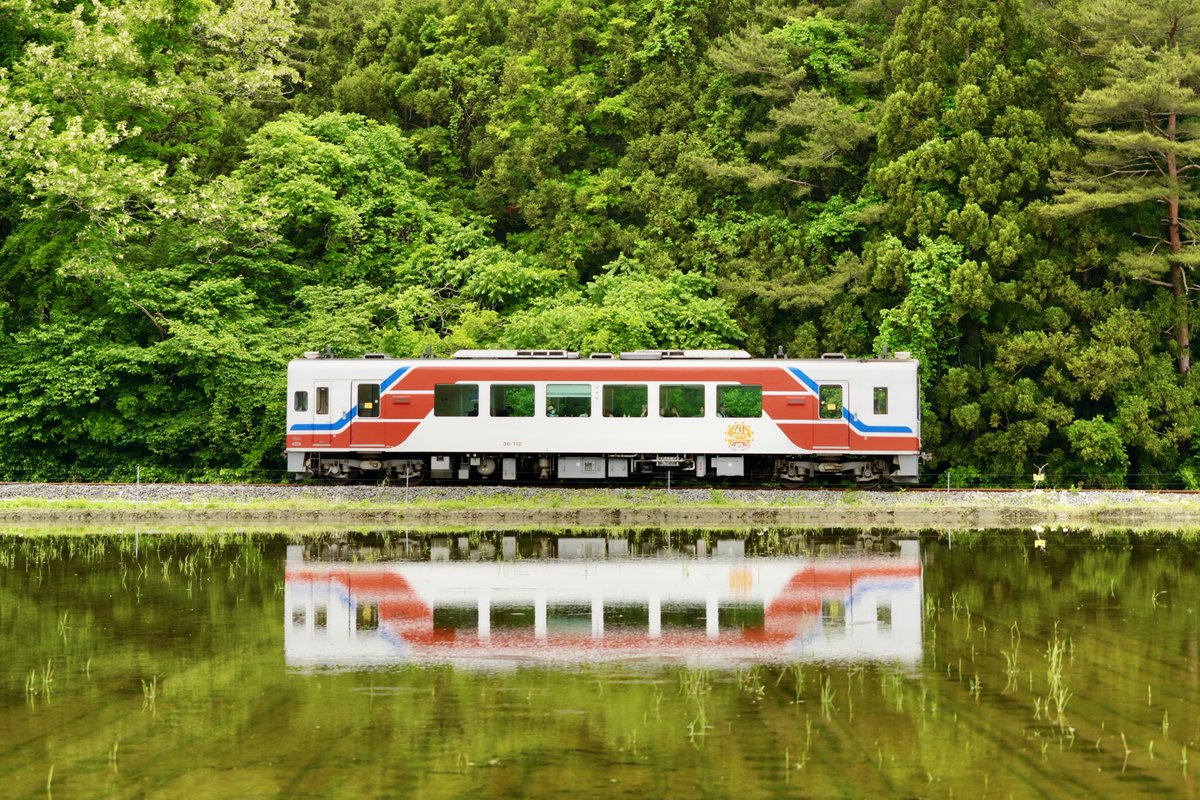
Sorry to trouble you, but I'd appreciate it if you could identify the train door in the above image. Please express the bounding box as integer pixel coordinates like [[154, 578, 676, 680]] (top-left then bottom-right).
[[312, 383, 331, 446], [350, 381, 382, 446], [816, 382, 849, 448]]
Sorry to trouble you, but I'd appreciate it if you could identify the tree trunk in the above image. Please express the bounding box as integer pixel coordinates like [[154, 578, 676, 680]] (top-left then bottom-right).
[[1167, 109, 1191, 374]]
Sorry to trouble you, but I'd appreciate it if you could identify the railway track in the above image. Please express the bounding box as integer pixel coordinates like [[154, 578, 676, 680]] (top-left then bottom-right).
[[0, 481, 1197, 495]]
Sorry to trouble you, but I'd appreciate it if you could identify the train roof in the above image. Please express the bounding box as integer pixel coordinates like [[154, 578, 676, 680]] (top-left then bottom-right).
[[291, 349, 916, 363]]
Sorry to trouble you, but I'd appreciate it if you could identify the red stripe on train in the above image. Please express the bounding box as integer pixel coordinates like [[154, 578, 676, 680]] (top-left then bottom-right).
[[390, 365, 808, 392]]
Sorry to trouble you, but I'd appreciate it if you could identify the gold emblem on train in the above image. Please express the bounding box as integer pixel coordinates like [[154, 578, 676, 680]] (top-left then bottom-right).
[[724, 422, 753, 450]]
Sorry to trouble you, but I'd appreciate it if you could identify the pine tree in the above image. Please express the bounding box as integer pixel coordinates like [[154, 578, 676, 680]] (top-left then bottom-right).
[[1045, 0, 1200, 374]]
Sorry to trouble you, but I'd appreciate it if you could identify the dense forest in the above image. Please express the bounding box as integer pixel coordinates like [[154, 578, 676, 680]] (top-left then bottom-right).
[[0, 0, 1197, 485]]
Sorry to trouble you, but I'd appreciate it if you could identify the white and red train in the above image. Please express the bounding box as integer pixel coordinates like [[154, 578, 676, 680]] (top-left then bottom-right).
[[285, 349, 922, 484]]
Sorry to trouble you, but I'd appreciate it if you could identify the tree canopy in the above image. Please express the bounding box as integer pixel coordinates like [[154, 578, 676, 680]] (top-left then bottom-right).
[[0, 0, 1197, 486]]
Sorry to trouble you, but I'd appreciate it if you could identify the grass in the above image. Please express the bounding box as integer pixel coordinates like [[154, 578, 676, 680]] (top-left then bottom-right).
[[0, 489, 834, 521]]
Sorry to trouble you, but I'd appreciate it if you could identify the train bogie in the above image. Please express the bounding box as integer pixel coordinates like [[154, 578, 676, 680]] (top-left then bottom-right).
[[285, 349, 922, 484]]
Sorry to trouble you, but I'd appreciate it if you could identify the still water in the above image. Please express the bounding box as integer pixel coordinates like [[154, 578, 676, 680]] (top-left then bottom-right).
[[1, 530, 1197, 798]]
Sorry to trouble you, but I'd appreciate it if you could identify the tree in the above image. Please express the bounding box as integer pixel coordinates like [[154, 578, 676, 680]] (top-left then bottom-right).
[[0, 0, 303, 477], [868, 0, 1085, 479], [500, 266, 745, 354], [701, 8, 877, 199], [1045, 0, 1200, 375]]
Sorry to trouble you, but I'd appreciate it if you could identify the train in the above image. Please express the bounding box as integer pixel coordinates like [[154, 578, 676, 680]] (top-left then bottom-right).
[[284, 348, 922, 485]]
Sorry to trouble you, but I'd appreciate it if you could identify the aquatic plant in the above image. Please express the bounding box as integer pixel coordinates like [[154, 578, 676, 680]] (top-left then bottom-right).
[[679, 668, 712, 745], [1044, 624, 1072, 730], [819, 673, 836, 719], [1002, 623, 1022, 694], [142, 675, 158, 716], [735, 667, 765, 700]]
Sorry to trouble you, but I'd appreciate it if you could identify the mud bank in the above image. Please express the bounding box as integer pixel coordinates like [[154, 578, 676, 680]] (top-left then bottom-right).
[[0, 484, 1196, 531]]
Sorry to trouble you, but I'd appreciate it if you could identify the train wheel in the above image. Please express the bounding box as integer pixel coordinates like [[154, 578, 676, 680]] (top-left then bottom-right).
[[397, 465, 424, 486]]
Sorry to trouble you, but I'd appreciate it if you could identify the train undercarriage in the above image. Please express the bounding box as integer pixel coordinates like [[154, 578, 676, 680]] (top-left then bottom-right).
[[296, 452, 919, 485]]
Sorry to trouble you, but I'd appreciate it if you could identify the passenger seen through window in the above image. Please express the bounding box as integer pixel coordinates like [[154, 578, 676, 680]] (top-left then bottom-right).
[[546, 384, 590, 417]]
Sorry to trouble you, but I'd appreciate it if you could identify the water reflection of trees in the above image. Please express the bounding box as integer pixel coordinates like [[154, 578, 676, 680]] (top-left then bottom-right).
[[2, 530, 1197, 798], [918, 531, 1200, 794]]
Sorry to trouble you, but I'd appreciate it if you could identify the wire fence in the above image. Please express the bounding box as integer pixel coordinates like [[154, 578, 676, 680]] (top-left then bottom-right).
[[928, 473, 1193, 491], [0, 467, 300, 485]]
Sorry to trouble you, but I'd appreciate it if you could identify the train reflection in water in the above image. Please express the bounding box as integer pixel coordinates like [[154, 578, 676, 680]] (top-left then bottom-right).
[[284, 536, 923, 669]]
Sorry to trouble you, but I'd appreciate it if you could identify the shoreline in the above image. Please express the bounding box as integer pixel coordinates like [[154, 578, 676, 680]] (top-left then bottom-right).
[[0, 484, 1196, 532]]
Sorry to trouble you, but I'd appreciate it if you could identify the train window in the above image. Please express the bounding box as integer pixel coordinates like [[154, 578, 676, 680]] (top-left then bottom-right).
[[818, 385, 843, 419], [491, 384, 534, 417], [716, 385, 762, 418], [546, 384, 591, 417], [874, 387, 888, 415], [435, 384, 479, 416], [316, 386, 329, 415], [293, 391, 308, 412], [357, 384, 380, 418], [602, 384, 647, 417], [659, 385, 704, 417]]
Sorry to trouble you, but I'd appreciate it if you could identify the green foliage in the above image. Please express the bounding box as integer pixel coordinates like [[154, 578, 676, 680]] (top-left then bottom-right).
[[0, 0, 1197, 485], [1065, 416, 1129, 486], [502, 267, 744, 354], [1046, 0, 1200, 375], [942, 465, 984, 488], [871, 235, 958, 377]]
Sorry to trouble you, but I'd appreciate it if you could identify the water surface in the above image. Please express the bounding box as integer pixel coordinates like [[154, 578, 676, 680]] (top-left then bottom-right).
[[2, 530, 1197, 798]]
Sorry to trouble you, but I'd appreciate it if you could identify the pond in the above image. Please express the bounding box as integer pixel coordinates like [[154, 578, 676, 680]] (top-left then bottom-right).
[[1, 529, 1197, 798]]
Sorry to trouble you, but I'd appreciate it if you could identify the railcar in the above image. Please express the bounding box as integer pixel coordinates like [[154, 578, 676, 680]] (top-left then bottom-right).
[[284, 349, 922, 484]]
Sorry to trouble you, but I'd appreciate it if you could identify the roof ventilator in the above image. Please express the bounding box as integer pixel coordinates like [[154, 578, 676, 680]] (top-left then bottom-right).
[[619, 349, 752, 360], [452, 349, 581, 359]]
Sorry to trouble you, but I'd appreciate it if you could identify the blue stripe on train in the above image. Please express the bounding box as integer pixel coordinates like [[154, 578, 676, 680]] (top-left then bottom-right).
[[289, 367, 410, 432], [786, 367, 913, 435]]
